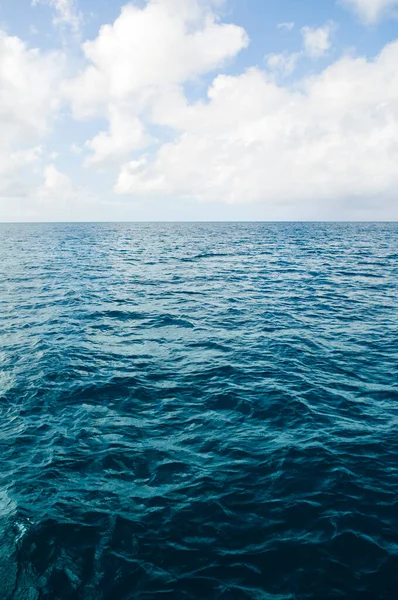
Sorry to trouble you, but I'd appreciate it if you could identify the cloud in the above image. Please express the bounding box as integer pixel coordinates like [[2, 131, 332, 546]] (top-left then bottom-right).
[[37, 164, 95, 206], [66, 0, 248, 165], [39, 164, 73, 196], [32, 0, 83, 34], [340, 0, 398, 23], [2, 0, 398, 220], [0, 32, 63, 141], [301, 23, 334, 58], [267, 22, 334, 78], [1, 164, 98, 221], [0, 30, 64, 200], [277, 22, 295, 31], [84, 108, 152, 167], [114, 41, 398, 217], [266, 52, 300, 77], [0, 147, 43, 199], [68, 0, 247, 116]]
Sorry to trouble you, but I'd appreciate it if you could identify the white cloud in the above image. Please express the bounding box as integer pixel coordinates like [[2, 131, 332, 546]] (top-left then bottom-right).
[[301, 23, 334, 58], [277, 22, 295, 31], [2, 1, 398, 220], [66, 0, 248, 165], [0, 147, 42, 199], [0, 31, 64, 201], [68, 0, 247, 117], [70, 143, 83, 154], [114, 41, 398, 217], [84, 107, 152, 167], [37, 163, 94, 205], [36, 164, 73, 206], [266, 52, 300, 77], [267, 22, 334, 78], [0, 32, 63, 142], [340, 0, 398, 22], [32, 0, 83, 34], [1, 164, 98, 221]]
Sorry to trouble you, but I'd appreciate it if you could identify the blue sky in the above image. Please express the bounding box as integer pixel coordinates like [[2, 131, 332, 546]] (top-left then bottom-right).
[[1, 0, 398, 221]]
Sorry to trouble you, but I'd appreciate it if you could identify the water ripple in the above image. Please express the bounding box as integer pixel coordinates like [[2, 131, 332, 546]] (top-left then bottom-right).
[[0, 222, 397, 599]]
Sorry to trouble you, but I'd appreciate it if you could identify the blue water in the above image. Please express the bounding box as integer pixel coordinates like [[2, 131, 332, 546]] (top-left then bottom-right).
[[0, 222, 397, 599]]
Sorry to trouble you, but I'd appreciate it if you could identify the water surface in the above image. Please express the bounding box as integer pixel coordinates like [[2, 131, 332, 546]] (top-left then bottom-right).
[[0, 222, 397, 599]]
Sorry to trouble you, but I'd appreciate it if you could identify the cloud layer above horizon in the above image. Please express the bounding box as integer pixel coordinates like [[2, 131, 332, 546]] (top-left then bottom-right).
[[1, 0, 398, 221]]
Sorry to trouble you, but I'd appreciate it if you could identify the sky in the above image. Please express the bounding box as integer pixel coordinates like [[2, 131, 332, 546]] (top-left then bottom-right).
[[1, 0, 398, 221]]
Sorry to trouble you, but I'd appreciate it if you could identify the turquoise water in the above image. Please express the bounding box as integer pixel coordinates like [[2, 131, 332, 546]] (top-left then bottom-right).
[[0, 222, 397, 599]]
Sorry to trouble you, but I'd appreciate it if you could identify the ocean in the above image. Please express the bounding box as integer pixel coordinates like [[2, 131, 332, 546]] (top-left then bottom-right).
[[0, 222, 397, 599]]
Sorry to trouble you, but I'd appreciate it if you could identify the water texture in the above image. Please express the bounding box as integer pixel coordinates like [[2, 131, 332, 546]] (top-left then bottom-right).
[[0, 222, 397, 600]]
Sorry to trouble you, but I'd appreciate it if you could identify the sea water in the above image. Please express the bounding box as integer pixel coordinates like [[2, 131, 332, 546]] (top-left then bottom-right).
[[0, 222, 397, 599]]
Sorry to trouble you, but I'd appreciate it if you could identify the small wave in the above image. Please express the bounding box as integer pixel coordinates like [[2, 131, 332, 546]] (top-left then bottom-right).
[[0, 490, 16, 520], [0, 222, 397, 599]]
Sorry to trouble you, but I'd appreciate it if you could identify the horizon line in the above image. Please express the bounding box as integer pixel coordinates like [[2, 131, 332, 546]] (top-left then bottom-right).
[[0, 220, 397, 225]]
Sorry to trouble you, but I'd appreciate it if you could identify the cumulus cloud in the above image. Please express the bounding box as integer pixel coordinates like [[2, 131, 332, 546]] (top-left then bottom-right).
[[84, 108, 152, 167], [0, 32, 63, 140], [0, 147, 43, 199], [1, 164, 98, 221], [267, 22, 334, 78], [340, 0, 398, 23], [39, 164, 73, 197], [32, 0, 83, 34], [2, 0, 398, 220], [66, 0, 248, 165], [301, 23, 334, 58], [68, 0, 248, 116], [114, 41, 398, 216], [0, 30, 64, 200], [266, 52, 300, 77], [37, 164, 95, 206]]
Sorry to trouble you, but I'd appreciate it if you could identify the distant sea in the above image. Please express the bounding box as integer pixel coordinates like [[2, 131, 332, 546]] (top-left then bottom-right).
[[0, 222, 397, 599]]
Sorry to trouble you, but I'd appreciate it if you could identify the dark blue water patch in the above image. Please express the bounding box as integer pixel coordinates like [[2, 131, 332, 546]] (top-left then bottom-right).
[[0, 222, 397, 599]]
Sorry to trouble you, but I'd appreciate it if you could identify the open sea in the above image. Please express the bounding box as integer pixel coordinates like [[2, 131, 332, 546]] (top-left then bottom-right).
[[0, 222, 397, 600]]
